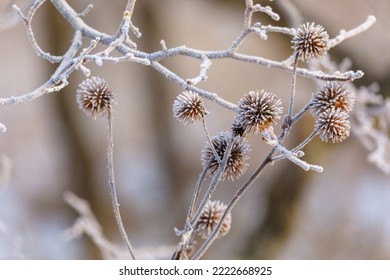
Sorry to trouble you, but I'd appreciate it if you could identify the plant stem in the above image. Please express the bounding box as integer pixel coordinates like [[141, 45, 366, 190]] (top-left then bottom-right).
[[187, 165, 208, 223], [271, 128, 319, 162], [107, 112, 136, 260], [202, 117, 222, 164], [285, 52, 299, 129]]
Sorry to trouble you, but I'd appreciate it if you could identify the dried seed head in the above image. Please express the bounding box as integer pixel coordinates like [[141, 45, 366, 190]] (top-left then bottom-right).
[[292, 22, 329, 62], [173, 91, 208, 125], [201, 131, 250, 181], [311, 82, 355, 116], [231, 117, 246, 137], [315, 108, 351, 143], [234, 90, 282, 135], [196, 200, 232, 239], [76, 76, 113, 119]]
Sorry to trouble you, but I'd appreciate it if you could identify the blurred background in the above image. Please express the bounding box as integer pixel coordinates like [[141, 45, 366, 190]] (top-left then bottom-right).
[[0, 0, 389, 259]]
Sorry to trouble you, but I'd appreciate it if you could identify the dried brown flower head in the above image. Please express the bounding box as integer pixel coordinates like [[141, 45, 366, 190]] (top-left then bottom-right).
[[315, 108, 351, 143], [292, 22, 329, 62], [231, 117, 246, 137], [173, 91, 208, 125], [76, 76, 114, 119], [311, 82, 355, 116], [201, 131, 250, 181], [196, 200, 232, 239], [234, 90, 282, 135]]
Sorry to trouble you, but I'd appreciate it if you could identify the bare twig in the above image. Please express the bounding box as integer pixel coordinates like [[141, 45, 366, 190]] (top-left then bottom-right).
[[187, 55, 211, 86], [13, 1, 62, 63], [201, 117, 222, 165], [76, 4, 93, 17], [328, 16, 377, 49], [63, 191, 129, 259], [150, 61, 237, 111], [0, 30, 85, 105], [106, 112, 136, 260], [264, 133, 323, 172], [284, 52, 299, 130]]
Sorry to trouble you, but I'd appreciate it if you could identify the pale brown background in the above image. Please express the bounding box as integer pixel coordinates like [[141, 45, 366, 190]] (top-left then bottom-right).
[[0, 0, 389, 259]]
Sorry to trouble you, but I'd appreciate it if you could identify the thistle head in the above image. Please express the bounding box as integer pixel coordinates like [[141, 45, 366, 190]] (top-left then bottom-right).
[[292, 22, 329, 62], [173, 91, 208, 125], [233, 90, 282, 136], [195, 200, 232, 239], [311, 82, 355, 116], [201, 131, 250, 181], [76, 76, 114, 119], [315, 107, 351, 143]]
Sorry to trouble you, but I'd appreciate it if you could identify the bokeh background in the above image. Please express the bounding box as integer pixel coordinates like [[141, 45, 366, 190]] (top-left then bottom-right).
[[0, 0, 389, 259]]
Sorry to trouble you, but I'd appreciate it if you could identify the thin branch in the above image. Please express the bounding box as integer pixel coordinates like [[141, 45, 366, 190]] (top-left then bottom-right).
[[257, 24, 295, 35], [291, 99, 313, 123], [76, 4, 93, 17], [251, 4, 280, 21], [146, 46, 364, 81], [230, 52, 364, 81], [50, 30, 84, 82], [201, 117, 222, 165], [263, 131, 323, 172], [0, 80, 55, 106], [13, 1, 62, 63], [292, 128, 319, 153], [0, 31, 93, 106], [150, 61, 237, 111], [187, 166, 209, 223], [125, 0, 137, 15], [171, 165, 209, 260], [107, 112, 136, 260], [284, 52, 299, 129], [187, 55, 211, 85], [63, 191, 129, 259], [328, 16, 377, 49], [271, 128, 320, 162], [86, 53, 150, 66]]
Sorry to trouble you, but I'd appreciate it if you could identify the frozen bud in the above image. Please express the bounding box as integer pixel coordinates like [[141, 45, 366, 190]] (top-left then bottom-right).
[[76, 76, 114, 119], [201, 131, 250, 181], [312, 82, 355, 116], [315, 108, 351, 143], [173, 91, 208, 125], [196, 200, 231, 239], [292, 22, 329, 62], [234, 90, 282, 135]]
